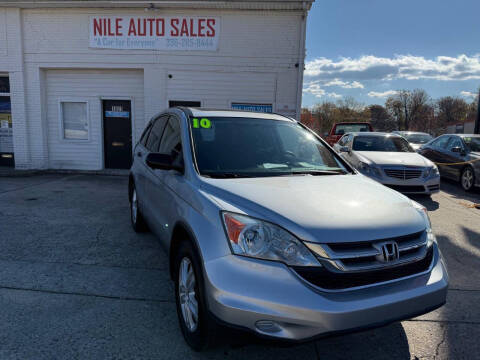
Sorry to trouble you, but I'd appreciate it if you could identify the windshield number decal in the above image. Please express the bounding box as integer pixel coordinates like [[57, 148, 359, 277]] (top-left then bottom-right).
[[192, 118, 211, 129]]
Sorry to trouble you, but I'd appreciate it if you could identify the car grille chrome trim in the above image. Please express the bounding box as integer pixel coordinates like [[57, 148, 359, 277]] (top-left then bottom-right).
[[384, 167, 423, 180], [304, 230, 428, 272]]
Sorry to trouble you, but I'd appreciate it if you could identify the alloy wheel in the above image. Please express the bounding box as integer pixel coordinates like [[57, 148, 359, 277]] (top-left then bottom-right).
[[178, 257, 199, 332], [462, 168, 474, 190]]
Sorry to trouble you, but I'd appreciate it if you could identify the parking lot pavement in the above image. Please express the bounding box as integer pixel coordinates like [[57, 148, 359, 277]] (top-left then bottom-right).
[[0, 174, 479, 359]]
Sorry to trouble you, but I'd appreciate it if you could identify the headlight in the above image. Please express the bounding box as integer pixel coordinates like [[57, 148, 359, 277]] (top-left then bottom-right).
[[359, 162, 382, 178], [423, 165, 439, 178], [221, 212, 320, 266], [411, 201, 435, 247]]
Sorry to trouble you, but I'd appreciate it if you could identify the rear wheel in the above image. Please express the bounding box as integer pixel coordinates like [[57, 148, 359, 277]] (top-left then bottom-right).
[[130, 186, 148, 232], [174, 241, 218, 351], [461, 167, 475, 192]]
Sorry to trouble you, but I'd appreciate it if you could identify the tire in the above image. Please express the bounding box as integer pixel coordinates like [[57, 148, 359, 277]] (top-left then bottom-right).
[[174, 240, 218, 351], [130, 185, 148, 232], [460, 167, 475, 192]]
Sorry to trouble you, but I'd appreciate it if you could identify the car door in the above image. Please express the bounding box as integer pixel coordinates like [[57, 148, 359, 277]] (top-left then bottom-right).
[[133, 121, 152, 199], [427, 136, 451, 177], [145, 115, 184, 245], [443, 136, 467, 181], [140, 115, 169, 224]]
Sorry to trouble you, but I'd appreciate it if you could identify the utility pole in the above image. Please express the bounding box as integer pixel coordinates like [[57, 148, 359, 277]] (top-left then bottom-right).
[[475, 88, 480, 134]]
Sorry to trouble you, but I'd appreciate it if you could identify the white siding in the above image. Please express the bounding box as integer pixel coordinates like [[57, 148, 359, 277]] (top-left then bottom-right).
[[167, 71, 276, 109], [45, 69, 144, 170], [0, 5, 307, 169]]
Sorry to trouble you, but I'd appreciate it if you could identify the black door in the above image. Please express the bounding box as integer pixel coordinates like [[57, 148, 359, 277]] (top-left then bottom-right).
[[103, 100, 132, 169]]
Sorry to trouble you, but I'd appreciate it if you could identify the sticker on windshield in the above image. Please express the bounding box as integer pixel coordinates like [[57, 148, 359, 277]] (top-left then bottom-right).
[[192, 118, 211, 129]]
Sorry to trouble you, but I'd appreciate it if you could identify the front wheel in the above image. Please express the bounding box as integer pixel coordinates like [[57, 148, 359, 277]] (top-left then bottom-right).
[[174, 241, 218, 351], [130, 186, 148, 232], [461, 167, 475, 192]]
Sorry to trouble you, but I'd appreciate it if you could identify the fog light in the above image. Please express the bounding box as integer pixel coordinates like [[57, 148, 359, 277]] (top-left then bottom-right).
[[255, 320, 282, 333]]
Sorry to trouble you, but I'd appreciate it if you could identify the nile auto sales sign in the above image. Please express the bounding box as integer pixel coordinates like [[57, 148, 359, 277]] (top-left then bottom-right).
[[89, 16, 220, 51]]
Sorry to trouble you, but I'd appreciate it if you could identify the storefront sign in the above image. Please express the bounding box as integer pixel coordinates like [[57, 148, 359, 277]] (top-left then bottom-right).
[[90, 16, 220, 51], [232, 103, 273, 113]]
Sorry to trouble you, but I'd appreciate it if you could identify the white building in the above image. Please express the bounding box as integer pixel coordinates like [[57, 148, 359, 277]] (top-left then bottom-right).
[[0, 0, 314, 170]]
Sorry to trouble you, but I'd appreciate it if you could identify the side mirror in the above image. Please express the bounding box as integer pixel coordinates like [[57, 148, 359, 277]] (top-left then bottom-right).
[[146, 153, 184, 173], [339, 146, 351, 153]]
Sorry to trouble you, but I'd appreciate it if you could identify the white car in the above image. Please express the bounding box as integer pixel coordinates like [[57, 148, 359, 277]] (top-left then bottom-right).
[[334, 132, 440, 195]]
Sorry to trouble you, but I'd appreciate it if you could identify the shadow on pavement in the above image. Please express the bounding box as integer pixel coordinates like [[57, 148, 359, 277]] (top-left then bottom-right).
[[409, 194, 440, 211], [439, 178, 480, 203], [211, 322, 410, 360]]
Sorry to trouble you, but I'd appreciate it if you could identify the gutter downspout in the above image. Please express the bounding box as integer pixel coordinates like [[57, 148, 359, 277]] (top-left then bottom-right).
[[295, 1, 308, 121]]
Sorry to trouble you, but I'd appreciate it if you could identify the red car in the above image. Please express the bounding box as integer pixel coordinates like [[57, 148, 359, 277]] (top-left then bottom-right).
[[326, 122, 373, 146]]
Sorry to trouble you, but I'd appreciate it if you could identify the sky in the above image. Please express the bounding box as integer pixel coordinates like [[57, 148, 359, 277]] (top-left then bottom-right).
[[302, 0, 480, 107]]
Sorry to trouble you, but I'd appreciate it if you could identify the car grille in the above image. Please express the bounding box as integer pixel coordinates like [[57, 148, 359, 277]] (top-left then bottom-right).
[[293, 247, 433, 290], [384, 168, 423, 179], [296, 230, 432, 290]]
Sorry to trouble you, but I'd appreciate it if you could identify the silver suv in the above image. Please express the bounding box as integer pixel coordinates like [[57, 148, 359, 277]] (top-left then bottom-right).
[[129, 108, 448, 351]]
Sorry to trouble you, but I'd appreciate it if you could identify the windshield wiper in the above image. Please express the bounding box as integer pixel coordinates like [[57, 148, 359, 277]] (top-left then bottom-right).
[[285, 170, 346, 176], [202, 172, 253, 179]]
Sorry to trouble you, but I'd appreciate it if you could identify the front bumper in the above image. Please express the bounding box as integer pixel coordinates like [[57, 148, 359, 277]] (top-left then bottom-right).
[[204, 246, 448, 341], [374, 175, 440, 194]]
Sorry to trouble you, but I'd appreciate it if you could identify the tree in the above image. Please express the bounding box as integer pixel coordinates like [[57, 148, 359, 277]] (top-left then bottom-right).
[[385, 96, 403, 130], [385, 89, 430, 130], [436, 97, 469, 132], [311, 101, 337, 135], [369, 105, 395, 131]]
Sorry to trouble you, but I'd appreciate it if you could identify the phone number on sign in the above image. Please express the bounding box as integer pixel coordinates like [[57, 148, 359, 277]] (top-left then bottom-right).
[[166, 38, 216, 49]]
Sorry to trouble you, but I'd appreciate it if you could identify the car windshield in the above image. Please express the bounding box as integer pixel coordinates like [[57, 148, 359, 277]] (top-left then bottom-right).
[[190, 117, 351, 178], [403, 133, 433, 144], [463, 137, 480, 152], [352, 135, 414, 152], [335, 124, 370, 135]]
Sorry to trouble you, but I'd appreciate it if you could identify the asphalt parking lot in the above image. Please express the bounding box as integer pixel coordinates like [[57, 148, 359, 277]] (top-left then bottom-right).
[[0, 174, 479, 359]]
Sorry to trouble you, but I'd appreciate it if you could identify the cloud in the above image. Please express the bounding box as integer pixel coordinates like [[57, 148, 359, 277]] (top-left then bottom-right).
[[460, 90, 477, 98], [303, 82, 343, 99], [305, 54, 480, 81], [323, 79, 364, 89], [368, 90, 399, 98]]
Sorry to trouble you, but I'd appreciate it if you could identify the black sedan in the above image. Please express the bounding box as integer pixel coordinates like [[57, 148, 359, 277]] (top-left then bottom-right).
[[418, 134, 480, 191]]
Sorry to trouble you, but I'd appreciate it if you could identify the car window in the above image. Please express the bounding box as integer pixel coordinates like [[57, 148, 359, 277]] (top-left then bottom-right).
[[335, 124, 370, 135], [463, 137, 480, 152], [352, 135, 414, 152], [447, 137, 463, 152], [145, 115, 168, 152], [139, 122, 152, 147], [338, 135, 348, 146], [431, 136, 450, 149], [191, 117, 351, 177], [158, 116, 182, 161]]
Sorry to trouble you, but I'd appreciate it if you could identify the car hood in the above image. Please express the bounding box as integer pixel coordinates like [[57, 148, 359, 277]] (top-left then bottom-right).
[[355, 151, 432, 167], [201, 174, 426, 243]]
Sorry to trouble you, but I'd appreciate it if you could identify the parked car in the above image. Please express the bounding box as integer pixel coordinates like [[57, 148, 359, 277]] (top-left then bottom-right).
[[325, 122, 373, 146], [334, 132, 440, 195], [418, 134, 480, 191], [392, 131, 434, 152], [129, 108, 447, 351]]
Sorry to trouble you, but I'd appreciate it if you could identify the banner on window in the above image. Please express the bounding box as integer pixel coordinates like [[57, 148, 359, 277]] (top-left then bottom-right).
[[90, 16, 220, 51]]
